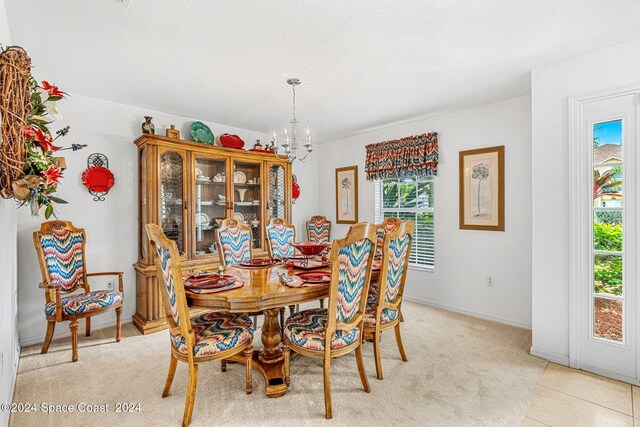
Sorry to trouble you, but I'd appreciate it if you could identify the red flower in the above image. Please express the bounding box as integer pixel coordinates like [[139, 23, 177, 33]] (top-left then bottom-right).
[[24, 126, 38, 139], [41, 81, 65, 98], [24, 126, 60, 151], [43, 166, 63, 186]]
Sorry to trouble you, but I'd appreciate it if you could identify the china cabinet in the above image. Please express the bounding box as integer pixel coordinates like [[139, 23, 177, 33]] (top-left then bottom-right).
[[133, 134, 292, 334]]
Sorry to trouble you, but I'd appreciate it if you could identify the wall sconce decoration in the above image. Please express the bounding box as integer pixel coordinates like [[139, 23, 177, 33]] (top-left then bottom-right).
[[82, 153, 114, 201]]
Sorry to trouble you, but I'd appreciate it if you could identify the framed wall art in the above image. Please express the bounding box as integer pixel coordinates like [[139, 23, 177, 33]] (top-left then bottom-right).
[[336, 165, 358, 224], [459, 145, 505, 231]]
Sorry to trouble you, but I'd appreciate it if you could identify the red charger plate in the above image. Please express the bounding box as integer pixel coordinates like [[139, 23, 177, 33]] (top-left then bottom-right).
[[82, 166, 115, 193], [184, 275, 235, 289], [295, 271, 331, 284], [240, 259, 275, 268]]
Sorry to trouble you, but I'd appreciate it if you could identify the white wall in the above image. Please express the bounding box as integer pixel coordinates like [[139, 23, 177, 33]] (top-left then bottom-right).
[[531, 38, 640, 364], [317, 95, 533, 327], [0, 2, 18, 426], [17, 94, 318, 345]]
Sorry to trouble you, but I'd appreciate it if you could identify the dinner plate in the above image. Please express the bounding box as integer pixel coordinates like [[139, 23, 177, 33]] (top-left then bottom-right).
[[184, 275, 236, 289], [234, 171, 247, 184], [234, 213, 245, 221], [295, 271, 331, 284], [239, 259, 275, 268], [195, 212, 209, 226]]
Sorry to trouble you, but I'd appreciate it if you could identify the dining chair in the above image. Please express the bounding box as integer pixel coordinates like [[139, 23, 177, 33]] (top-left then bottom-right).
[[266, 218, 296, 259], [146, 224, 254, 427], [214, 217, 265, 332], [363, 220, 414, 380], [33, 220, 123, 362], [368, 217, 402, 313], [306, 215, 331, 243], [214, 218, 253, 266], [283, 222, 377, 419]]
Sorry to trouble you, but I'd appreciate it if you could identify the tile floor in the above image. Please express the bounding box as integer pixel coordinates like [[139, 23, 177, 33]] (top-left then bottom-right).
[[522, 363, 639, 426]]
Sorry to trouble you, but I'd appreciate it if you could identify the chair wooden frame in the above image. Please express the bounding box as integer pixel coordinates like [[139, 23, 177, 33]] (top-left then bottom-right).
[[146, 224, 253, 427], [306, 215, 331, 243], [374, 217, 402, 256], [364, 220, 414, 380], [265, 217, 296, 259], [33, 220, 123, 362], [283, 222, 377, 419], [214, 218, 253, 266]]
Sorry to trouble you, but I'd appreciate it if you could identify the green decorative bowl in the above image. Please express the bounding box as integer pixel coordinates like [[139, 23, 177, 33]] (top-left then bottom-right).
[[190, 122, 215, 145]]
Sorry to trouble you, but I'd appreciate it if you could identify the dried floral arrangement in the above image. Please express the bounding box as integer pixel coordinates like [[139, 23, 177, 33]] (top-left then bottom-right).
[[0, 46, 75, 218]]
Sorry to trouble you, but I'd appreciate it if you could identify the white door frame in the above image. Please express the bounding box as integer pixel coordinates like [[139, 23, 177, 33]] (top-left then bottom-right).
[[568, 84, 640, 385]]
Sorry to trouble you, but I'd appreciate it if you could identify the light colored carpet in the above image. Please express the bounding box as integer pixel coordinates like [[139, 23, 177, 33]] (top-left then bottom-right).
[[10, 302, 547, 426]]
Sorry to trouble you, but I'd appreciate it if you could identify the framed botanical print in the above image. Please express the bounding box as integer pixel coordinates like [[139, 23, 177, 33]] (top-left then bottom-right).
[[459, 146, 505, 231], [336, 165, 358, 224]]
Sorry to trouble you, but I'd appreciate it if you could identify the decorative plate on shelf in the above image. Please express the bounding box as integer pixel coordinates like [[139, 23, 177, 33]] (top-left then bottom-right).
[[195, 212, 210, 227], [190, 121, 215, 145], [234, 213, 245, 221], [234, 171, 247, 184]]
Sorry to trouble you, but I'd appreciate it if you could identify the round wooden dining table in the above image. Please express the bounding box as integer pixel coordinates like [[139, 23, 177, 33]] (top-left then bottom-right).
[[185, 263, 332, 398]]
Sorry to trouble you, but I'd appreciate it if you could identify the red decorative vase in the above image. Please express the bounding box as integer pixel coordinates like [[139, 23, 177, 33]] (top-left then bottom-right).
[[219, 134, 245, 149]]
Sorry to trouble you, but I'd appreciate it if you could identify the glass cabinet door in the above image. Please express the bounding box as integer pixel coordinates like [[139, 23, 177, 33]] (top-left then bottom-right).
[[193, 155, 228, 259], [159, 150, 187, 257], [268, 163, 286, 220], [232, 160, 263, 250]]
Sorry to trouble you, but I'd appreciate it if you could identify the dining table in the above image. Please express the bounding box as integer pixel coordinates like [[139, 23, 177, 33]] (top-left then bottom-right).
[[185, 262, 378, 398]]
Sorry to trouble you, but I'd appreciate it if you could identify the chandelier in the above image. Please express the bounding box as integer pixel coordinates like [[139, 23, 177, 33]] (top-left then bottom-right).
[[272, 78, 312, 163]]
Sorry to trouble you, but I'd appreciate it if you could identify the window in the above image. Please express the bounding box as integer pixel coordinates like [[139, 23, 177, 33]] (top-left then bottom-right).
[[375, 178, 434, 269]]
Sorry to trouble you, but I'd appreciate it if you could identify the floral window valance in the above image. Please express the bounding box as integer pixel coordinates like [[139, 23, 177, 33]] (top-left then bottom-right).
[[365, 132, 438, 181]]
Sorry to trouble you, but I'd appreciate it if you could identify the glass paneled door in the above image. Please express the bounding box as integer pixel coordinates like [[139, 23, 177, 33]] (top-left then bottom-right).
[[159, 149, 187, 259], [574, 90, 639, 383], [267, 163, 287, 221], [232, 160, 263, 251], [192, 155, 228, 259]]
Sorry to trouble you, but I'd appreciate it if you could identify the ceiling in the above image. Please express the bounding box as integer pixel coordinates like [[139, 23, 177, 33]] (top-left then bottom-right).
[[5, 0, 640, 142]]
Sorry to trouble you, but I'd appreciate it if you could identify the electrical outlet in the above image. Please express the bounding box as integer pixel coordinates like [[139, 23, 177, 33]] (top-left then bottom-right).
[[486, 276, 494, 287], [106, 279, 115, 290]]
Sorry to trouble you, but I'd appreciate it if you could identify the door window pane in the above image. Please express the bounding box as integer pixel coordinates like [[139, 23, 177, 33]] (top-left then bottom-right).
[[593, 211, 622, 252], [591, 119, 624, 342], [593, 254, 623, 297], [594, 297, 623, 342]]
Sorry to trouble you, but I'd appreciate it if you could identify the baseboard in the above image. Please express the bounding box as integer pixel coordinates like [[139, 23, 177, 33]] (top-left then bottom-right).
[[529, 347, 569, 366], [19, 317, 133, 347], [403, 295, 532, 330]]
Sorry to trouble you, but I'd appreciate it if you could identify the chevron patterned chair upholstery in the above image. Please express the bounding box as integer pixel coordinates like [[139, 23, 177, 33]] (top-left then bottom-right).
[[306, 215, 331, 244], [368, 217, 402, 308], [146, 224, 254, 427], [266, 218, 296, 259], [283, 222, 377, 419], [363, 220, 414, 380], [215, 218, 252, 266], [33, 220, 123, 362]]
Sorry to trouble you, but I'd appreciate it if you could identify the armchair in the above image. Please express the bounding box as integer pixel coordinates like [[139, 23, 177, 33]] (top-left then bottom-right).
[[33, 220, 124, 362]]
